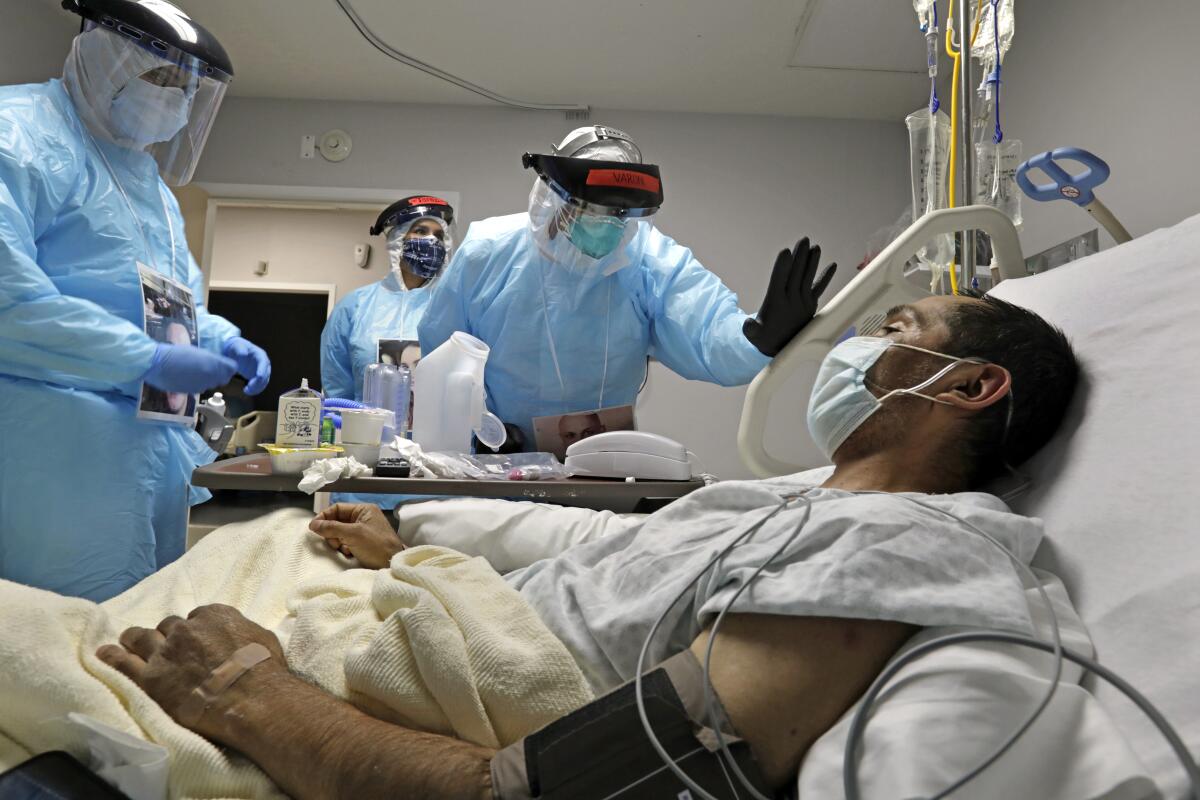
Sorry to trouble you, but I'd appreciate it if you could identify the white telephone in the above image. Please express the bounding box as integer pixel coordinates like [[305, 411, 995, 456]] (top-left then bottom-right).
[[564, 431, 694, 481]]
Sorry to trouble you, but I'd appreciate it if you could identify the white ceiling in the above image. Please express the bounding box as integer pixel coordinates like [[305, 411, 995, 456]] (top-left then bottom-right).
[[16, 0, 928, 120]]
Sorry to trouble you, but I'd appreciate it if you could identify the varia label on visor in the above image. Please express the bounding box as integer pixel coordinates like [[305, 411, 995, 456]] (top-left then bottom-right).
[[407, 196, 449, 207], [585, 169, 661, 193]]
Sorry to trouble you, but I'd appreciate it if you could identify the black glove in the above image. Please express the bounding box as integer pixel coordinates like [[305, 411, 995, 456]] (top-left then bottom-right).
[[743, 237, 837, 357]]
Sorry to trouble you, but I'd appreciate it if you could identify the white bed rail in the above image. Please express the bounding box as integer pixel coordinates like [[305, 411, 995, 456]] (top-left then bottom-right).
[[737, 205, 1025, 478]]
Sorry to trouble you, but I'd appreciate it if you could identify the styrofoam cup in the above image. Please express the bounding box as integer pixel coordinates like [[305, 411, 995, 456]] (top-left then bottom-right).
[[340, 408, 390, 445]]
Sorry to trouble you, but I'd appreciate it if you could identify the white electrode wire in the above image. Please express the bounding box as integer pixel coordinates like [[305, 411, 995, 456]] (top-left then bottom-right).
[[846, 632, 1200, 800], [701, 495, 816, 800], [634, 498, 795, 800], [633, 484, 1194, 800], [333, 0, 589, 113], [843, 492, 1064, 800]]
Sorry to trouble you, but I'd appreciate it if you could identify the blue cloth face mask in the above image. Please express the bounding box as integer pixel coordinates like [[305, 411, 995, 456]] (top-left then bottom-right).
[[110, 80, 191, 148], [392, 235, 447, 279], [567, 213, 627, 259], [807, 336, 986, 460]]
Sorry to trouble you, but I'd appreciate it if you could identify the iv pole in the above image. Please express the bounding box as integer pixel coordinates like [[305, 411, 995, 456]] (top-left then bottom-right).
[[957, 0, 976, 290]]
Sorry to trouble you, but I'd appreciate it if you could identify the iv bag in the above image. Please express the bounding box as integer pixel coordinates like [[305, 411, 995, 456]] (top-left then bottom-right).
[[912, 0, 936, 28], [905, 107, 954, 274], [971, 0, 1015, 73], [975, 138, 1023, 227]]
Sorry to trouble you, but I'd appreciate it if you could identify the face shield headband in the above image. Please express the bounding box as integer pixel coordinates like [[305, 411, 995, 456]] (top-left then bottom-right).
[[522, 154, 663, 219], [371, 195, 455, 236]]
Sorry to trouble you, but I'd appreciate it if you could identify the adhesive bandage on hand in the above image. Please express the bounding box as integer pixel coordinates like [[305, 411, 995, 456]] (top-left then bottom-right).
[[176, 642, 272, 727]]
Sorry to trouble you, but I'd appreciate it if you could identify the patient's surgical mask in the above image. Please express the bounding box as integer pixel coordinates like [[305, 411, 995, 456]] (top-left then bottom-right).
[[807, 336, 986, 459], [110, 79, 193, 148]]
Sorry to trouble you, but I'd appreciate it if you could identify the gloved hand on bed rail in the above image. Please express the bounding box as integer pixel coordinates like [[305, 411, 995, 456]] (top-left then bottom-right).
[[743, 236, 837, 357]]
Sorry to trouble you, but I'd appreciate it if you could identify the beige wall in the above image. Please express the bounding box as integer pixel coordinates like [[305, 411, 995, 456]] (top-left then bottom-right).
[[206, 205, 384, 304], [170, 184, 211, 264]]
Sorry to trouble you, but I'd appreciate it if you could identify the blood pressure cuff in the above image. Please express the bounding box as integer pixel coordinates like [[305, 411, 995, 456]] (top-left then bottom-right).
[[490, 650, 769, 800], [0, 751, 130, 799]]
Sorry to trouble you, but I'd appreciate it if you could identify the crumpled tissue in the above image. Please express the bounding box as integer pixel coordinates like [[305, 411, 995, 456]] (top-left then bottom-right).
[[391, 437, 477, 479], [298, 456, 370, 494]]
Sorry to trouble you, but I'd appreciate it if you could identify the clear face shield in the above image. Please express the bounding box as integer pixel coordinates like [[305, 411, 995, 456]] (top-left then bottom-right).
[[63, 23, 230, 185], [523, 153, 663, 280]]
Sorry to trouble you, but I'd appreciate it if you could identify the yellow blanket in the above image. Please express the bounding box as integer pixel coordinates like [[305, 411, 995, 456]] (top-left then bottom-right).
[[0, 508, 593, 798]]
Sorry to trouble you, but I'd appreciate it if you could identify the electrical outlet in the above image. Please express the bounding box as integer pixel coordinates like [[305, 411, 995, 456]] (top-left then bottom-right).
[[300, 135, 315, 159]]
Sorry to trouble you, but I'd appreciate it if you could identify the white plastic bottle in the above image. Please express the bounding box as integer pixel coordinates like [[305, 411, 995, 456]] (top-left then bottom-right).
[[411, 332, 506, 454], [205, 391, 226, 418], [276, 378, 323, 448]]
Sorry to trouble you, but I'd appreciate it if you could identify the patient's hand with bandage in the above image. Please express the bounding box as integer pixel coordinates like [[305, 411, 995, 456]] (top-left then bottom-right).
[[308, 502, 406, 567], [95, 604, 290, 746]]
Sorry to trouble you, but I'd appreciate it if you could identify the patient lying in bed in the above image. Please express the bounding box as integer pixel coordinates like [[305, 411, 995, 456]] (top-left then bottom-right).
[[11, 293, 1081, 798]]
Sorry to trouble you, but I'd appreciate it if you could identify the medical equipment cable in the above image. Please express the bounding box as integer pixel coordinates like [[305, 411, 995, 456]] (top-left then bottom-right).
[[944, 0, 987, 296], [633, 481, 1195, 799], [848, 632, 1200, 799], [989, 0, 1003, 145], [634, 496, 804, 800], [699, 495, 817, 800], [845, 493, 1198, 799], [842, 493, 1063, 800], [844, 633, 1200, 796], [921, 2, 941, 115], [632, 484, 1058, 800], [333, 0, 589, 114], [699, 489, 1062, 800]]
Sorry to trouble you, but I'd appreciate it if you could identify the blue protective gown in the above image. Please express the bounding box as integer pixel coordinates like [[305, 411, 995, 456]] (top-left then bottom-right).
[[320, 271, 433, 507], [419, 213, 770, 447], [0, 80, 240, 601]]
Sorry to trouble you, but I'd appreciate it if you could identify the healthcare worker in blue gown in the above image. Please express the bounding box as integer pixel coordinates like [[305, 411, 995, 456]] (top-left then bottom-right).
[[419, 125, 837, 449], [320, 195, 455, 507], [0, 0, 271, 601]]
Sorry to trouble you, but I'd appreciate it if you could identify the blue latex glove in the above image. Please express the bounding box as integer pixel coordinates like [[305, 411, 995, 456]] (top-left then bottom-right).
[[222, 336, 272, 395], [143, 343, 237, 394]]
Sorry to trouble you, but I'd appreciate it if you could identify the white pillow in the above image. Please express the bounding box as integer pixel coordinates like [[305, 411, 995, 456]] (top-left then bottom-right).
[[989, 213, 1200, 798]]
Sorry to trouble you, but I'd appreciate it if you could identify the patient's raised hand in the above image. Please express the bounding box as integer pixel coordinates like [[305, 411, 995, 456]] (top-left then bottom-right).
[[308, 502, 405, 569]]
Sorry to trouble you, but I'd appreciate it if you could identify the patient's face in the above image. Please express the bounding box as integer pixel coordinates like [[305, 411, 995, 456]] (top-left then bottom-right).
[[837, 296, 985, 456], [864, 295, 980, 391]]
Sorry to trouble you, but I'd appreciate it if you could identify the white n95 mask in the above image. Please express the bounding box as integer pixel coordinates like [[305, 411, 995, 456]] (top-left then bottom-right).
[[110, 79, 192, 148], [807, 336, 985, 460]]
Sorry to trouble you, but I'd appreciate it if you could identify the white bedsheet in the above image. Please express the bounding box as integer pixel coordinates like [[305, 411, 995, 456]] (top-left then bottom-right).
[[990, 212, 1200, 797]]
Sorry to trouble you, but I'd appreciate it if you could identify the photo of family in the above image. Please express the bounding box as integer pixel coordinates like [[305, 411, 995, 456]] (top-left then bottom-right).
[[531, 404, 636, 460], [137, 264, 199, 424]]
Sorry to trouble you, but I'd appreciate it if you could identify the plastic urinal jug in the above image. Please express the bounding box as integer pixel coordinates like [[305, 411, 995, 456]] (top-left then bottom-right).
[[411, 332, 505, 454]]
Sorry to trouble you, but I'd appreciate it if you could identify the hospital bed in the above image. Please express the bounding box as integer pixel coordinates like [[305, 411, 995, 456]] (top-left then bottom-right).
[[740, 206, 1200, 797], [3, 210, 1196, 799]]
